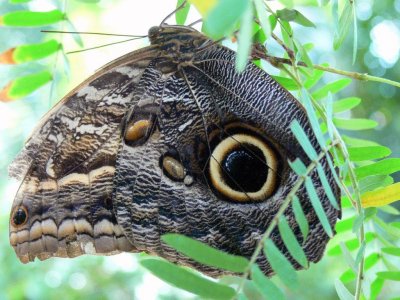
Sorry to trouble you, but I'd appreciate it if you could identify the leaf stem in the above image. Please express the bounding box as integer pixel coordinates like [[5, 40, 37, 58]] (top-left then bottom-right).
[[236, 140, 339, 296]]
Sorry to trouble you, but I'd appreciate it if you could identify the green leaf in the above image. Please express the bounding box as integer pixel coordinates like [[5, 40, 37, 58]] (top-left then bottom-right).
[[328, 232, 376, 256], [373, 217, 400, 239], [278, 216, 308, 267], [382, 247, 400, 257], [140, 259, 235, 300], [264, 239, 298, 289], [271, 76, 299, 90], [333, 0, 353, 50], [235, 4, 253, 72], [333, 97, 362, 113], [65, 19, 84, 47], [303, 66, 325, 89], [305, 177, 333, 237], [12, 40, 61, 63], [359, 175, 393, 194], [356, 158, 400, 179], [253, 0, 271, 37], [276, 8, 315, 27], [348, 146, 391, 162], [5, 70, 52, 100], [291, 120, 318, 160], [340, 269, 356, 283], [335, 216, 355, 233], [352, 3, 358, 64], [292, 195, 309, 240], [301, 89, 325, 148], [251, 265, 285, 300], [377, 271, 400, 281], [9, 0, 31, 3], [339, 242, 356, 272], [204, 0, 249, 39], [364, 253, 380, 270], [316, 163, 339, 209], [335, 279, 354, 300], [176, 0, 191, 25], [161, 234, 249, 273], [1, 10, 65, 27], [289, 158, 307, 176], [294, 39, 313, 69], [311, 78, 352, 100], [342, 135, 380, 147], [370, 277, 384, 300], [334, 118, 378, 131]]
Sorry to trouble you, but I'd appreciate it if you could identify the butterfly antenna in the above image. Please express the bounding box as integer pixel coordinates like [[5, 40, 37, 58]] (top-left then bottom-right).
[[187, 19, 203, 27], [160, 0, 188, 26], [42, 30, 147, 38], [66, 37, 143, 54]]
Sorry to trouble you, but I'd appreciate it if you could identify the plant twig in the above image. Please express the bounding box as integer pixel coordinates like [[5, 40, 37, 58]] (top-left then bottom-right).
[[236, 140, 339, 296]]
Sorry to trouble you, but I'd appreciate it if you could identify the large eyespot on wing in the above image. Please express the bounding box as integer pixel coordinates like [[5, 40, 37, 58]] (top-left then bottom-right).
[[209, 132, 279, 202], [8, 46, 160, 264]]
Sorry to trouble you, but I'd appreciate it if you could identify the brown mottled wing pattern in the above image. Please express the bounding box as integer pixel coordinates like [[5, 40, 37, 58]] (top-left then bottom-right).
[[9, 46, 159, 263]]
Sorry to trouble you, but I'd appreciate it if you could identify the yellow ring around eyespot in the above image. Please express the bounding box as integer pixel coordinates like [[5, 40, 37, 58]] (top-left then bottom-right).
[[209, 133, 278, 202]]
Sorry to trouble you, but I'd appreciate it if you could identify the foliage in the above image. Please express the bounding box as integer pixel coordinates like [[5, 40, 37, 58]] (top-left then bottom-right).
[[1, 0, 400, 299]]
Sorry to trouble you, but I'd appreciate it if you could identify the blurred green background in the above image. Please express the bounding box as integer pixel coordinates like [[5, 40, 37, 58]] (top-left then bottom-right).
[[0, 0, 399, 299]]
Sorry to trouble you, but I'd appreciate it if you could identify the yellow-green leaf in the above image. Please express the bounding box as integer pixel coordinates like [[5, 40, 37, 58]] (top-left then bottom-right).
[[0, 71, 52, 101], [0, 10, 65, 27], [362, 182, 400, 208], [140, 258, 235, 299], [188, 0, 217, 16]]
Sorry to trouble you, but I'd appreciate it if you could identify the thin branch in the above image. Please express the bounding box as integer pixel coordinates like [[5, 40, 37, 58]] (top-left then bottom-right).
[[236, 140, 339, 296]]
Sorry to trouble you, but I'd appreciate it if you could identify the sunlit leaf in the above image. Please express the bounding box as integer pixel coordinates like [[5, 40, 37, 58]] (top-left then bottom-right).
[[251, 265, 285, 300], [335, 279, 354, 300], [303, 66, 325, 89], [362, 182, 400, 208], [328, 232, 376, 256], [292, 195, 309, 240], [188, 0, 217, 15], [176, 0, 191, 25], [272, 76, 299, 90], [278, 216, 308, 267], [364, 253, 380, 270], [348, 146, 391, 161], [9, 0, 31, 3], [340, 269, 356, 283], [140, 258, 235, 299], [203, 0, 249, 39], [382, 247, 400, 257], [333, 0, 353, 50], [0, 70, 52, 101], [162, 234, 249, 273], [0, 10, 65, 27], [335, 216, 355, 233], [264, 239, 298, 289], [356, 159, 400, 179], [342, 135, 380, 147], [377, 271, 400, 281], [312, 78, 352, 100], [370, 277, 384, 300], [333, 97, 362, 113], [235, 4, 253, 72], [334, 118, 378, 131], [0, 40, 61, 64]]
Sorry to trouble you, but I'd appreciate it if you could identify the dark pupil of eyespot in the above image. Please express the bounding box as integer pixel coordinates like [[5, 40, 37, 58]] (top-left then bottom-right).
[[222, 144, 268, 193], [13, 208, 27, 226]]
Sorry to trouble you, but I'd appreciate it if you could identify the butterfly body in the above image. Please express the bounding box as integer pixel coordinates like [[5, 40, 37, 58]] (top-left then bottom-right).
[[9, 25, 340, 276]]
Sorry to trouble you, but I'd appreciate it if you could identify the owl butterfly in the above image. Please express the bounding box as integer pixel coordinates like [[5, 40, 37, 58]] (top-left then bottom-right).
[[9, 21, 340, 277]]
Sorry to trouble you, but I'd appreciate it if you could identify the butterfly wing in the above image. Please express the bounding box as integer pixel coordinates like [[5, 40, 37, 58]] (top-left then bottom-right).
[[9, 46, 160, 263], [113, 44, 340, 276]]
